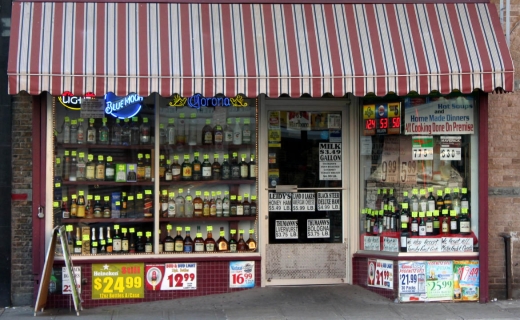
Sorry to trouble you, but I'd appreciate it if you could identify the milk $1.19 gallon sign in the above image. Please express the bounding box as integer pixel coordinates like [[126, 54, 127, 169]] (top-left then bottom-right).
[[319, 143, 341, 180]]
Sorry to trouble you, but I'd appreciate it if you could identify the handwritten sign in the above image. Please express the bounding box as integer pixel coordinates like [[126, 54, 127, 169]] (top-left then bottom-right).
[[317, 192, 340, 211], [292, 192, 315, 212], [319, 143, 342, 180], [398, 261, 427, 302], [441, 237, 473, 252], [307, 219, 330, 238], [406, 238, 442, 253], [275, 220, 298, 239], [383, 237, 399, 252], [268, 193, 292, 212], [368, 259, 394, 289], [364, 236, 380, 251]]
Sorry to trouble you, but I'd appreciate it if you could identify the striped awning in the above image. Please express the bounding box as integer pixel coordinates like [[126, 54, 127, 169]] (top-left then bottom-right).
[[8, 2, 514, 98]]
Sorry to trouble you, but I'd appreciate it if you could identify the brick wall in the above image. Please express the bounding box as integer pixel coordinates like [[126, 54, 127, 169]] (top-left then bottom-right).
[[11, 93, 33, 305]]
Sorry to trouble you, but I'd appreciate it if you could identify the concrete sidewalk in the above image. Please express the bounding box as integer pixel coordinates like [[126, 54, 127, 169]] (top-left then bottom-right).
[[1, 285, 520, 319]]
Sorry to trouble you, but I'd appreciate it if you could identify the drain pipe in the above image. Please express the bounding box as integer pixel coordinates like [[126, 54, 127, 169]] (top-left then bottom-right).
[[499, 233, 513, 300]]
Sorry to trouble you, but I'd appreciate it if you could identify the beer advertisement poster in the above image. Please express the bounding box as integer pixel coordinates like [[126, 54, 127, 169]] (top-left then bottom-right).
[[92, 263, 144, 299], [426, 261, 453, 301], [367, 259, 393, 289], [398, 261, 427, 302], [453, 260, 479, 301]]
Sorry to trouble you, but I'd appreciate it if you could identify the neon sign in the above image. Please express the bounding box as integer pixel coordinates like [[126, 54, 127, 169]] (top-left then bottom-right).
[[58, 91, 96, 110], [168, 94, 248, 108], [104, 92, 143, 119]]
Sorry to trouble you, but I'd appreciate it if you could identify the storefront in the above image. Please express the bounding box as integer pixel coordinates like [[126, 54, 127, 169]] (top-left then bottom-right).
[[8, 1, 513, 307]]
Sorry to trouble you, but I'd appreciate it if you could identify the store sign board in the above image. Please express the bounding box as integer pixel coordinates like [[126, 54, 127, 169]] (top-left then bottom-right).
[[92, 263, 144, 299], [363, 236, 380, 251], [406, 238, 442, 253], [412, 136, 434, 160], [317, 192, 340, 211], [363, 102, 401, 136], [426, 261, 453, 301], [453, 260, 479, 301], [319, 142, 342, 180], [404, 96, 475, 135], [104, 92, 143, 119], [307, 219, 330, 238], [275, 220, 298, 239], [229, 261, 255, 288], [441, 237, 473, 252], [398, 261, 427, 302], [268, 193, 291, 212], [145, 263, 197, 291], [62, 266, 81, 294], [292, 192, 315, 212], [368, 259, 394, 289]]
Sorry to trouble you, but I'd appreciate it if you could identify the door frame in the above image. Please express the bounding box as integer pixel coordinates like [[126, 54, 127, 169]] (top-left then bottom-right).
[[258, 94, 359, 286]]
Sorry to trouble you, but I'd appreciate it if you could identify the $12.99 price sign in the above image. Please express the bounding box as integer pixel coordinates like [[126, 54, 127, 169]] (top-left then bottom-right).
[[229, 261, 255, 288], [145, 263, 197, 290]]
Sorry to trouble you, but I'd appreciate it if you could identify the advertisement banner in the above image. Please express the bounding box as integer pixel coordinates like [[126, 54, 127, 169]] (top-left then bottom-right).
[[426, 261, 453, 301], [145, 263, 197, 291], [92, 263, 144, 299], [454, 260, 480, 301], [319, 142, 342, 180], [229, 261, 255, 288], [398, 261, 427, 302], [368, 259, 394, 289]]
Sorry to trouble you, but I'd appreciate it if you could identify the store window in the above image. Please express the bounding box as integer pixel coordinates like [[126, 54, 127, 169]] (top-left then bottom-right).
[[359, 94, 478, 253]]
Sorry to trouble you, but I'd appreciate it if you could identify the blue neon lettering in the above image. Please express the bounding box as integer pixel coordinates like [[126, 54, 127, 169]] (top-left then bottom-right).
[[105, 93, 143, 115], [187, 94, 231, 109]]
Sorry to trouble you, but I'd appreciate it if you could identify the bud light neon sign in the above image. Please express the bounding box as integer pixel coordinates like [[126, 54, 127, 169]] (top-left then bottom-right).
[[58, 91, 96, 110], [104, 92, 143, 119]]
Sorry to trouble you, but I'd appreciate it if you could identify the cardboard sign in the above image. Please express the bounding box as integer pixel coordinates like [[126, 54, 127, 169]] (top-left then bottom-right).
[[383, 237, 399, 252], [307, 219, 330, 238], [275, 220, 298, 239], [292, 192, 315, 212], [317, 192, 341, 211], [364, 236, 381, 251], [441, 237, 474, 252]]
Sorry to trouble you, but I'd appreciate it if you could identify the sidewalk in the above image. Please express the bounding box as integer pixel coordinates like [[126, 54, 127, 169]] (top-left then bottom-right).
[[1, 285, 520, 319]]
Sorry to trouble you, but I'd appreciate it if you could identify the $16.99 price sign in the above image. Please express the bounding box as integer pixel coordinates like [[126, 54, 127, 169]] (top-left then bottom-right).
[[229, 261, 255, 288]]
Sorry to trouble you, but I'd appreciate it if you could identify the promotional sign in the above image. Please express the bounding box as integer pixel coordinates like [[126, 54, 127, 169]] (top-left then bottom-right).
[[399, 136, 417, 184], [406, 238, 443, 253], [145, 264, 164, 291], [287, 111, 310, 130], [268, 192, 292, 212], [363, 236, 381, 251], [62, 266, 81, 294], [229, 261, 255, 288], [382, 237, 399, 252], [404, 96, 475, 135], [145, 263, 197, 290], [307, 219, 330, 238], [454, 260, 480, 301], [426, 261, 453, 301], [59, 91, 96, 111], [440, 136, 462, 161], [328, 113, 342, 129], [319, 143, 342, 180], [275, 220, 298, 239], [92, 263, 144, 299], [380, 136, 400, 183], [398, 261, 427, 302], [363, 102, 401, 136], [104, 92, 143, 119], [317, 192, 340, 211], [441, 237, 474, 252], [412, 136, 434, 160], [368, 259, 394, 289], [292, 192, 315, 212]]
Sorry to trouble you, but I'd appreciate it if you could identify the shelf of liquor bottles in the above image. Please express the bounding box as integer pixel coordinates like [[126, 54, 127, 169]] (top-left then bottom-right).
[[57, 143, 154, 150], [61, 216, 256, 224], [159, 179, 254, 187], [62, 181, 154, 186]]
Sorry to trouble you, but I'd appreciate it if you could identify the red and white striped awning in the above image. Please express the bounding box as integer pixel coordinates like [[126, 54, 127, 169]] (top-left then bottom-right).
[[8, 2, 514, 97]]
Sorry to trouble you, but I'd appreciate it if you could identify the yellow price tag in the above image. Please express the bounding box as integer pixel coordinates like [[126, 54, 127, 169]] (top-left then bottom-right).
[[167, 225, 172, 230], [137, 193, 143, 200], [146, 232, 152, 237], [95, 195, 101, 200], [129, 228, 135, 233], [104, 196, 110, 201], [53, 201, 59, 208]]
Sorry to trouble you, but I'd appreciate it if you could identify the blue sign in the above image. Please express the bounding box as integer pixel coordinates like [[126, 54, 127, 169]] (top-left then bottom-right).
[[187, 94, 231, 109], [104, 92, 143, 119]]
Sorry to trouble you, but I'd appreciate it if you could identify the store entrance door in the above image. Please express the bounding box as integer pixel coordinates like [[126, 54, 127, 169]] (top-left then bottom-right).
[[260, 98, 350, 286]]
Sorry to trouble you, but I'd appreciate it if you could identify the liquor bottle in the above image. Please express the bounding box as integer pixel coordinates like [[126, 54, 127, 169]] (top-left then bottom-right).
[[212, 154, 221, 180], [77, 191, 86, 218], [391, 206, 399, 231], [202, 154, 212, 180], [184, 189, 194, 218], [236, 196, 244, 216], [113, 225, 122, 253], [91, 228, 98, 255], [55, 157, 62, 180], [418, 212, 426, 236], [382, 204, 389, 231], [231, 152, 240, 179], [202, 191, 210, 217], [410, 189, 419, 212], [230, 195, 237, 216], [193, 191, 203, 218], [144, 154, 152, 181], [136, 230, 144, 253], [400, 203, 410, 225], [105, 156, 115, 181], [237, 230, 248, 251], [400, 223, 409, 252], [121, 118, 131, 146], [194, 226, 205, 252], [216, 227, 229, 251], [145, 231, 153, 253], [240, 154, 249, 179], [70, 195, 77, 218], [378, 210, 384, 234], [181, 154, 193, 181], [441, 209, 450, 235], [426, 211, 434, 236], [103, 196, 111, 218], [221, 154, 231, 180], [461, 188, 470, 212], [443, 188, 452, 210], [410, 212, 419, 236], [74, 227, 82, 254], [375, 189, 383, 211], [160, 190, 168, 217], [76, 152, 86, 181], [106, 226, 113, 253], [111, 118, 122, 145], [381, 188, 389, 210], [167, 118, 176, 145], [130, 116, 140, 145], [87, 118, 97, 144], [371, 210, 378, 235], [171, 155, 181, 181], [159, 123, 166, 145], [63, 116, 71, 143], [249, 154, 257, 180], [459, 208, 471, 235], [246, 229, 257, 251], [99, 227, 106, 254], [93, 195, 102, 218], [426, 187, 435, 212], [224, 118, 234, 145], [233, 118, 242, 145], [205, 226, 216, 252], [192, 152, 202, 181], [452, 188, 461, 215], [164, 225, 175, 252], [243, 193, 251, 216], [137, 153, 145, 182], [177, 113, 186, 145], [388, 188, 397, 209], [364, 209, 371, 233], [61, 196, 70, 219], [98, 117, 110, 144], [158, 230, 163, 253], [183, 227, 193, 253], [436, 190, 444, 210], [77, 118, 85, 144], [188, 113, 197, 146], [144, 190, 154, 218], [174, 227, 184, 252], [229, 229, 237, 252], [66, 226, 74, 254], [95, 155, 105, 181], [213, 121, 223, 145], [159, 155, 166, 180], [242, 118, 251, 144], [419, 189, 427, 213], [140, 117, 151, 144], [63, 150, 71, 181], [202, 119, 213, 145], [67, 151, 77, 182], [210, 191, 217, 217], [450, 210, 459, 234], [223, 191, 230, 217], [401, 191, 410, 209], [164, 159, 173, 181], [250, 195, 257, 216], [168, 192, 176, 217], [433, 210, 440, 235], [86, 195, 94, 219], [175, 188, 185, 218]]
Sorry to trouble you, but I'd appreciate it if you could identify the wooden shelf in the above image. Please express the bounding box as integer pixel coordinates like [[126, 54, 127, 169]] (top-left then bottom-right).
[[57, 143, 154, 150], [62, 218, 153, 223], [159, 179, 255, 187], [160, 216, 257, 222], [62, 180, 154, 186]]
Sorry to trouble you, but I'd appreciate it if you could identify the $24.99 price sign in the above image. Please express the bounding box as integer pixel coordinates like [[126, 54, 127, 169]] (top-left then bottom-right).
[[229, 261, 255, 288], [92, 263, 144, 299]]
